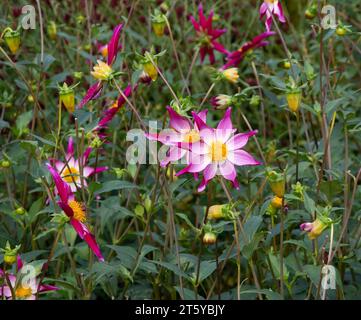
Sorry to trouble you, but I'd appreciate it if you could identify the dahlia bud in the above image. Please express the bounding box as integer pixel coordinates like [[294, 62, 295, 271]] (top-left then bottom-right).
[[267, 170, 286, 197], [143, 61, 158, 81], [47, 21, 57, 40], [3, 27, 21, 54], [286, 91, 301, 113], [336, 26, 347, 36], [208, 205, 226, 220], [0, 160, 11, 168], [271, 196, 283, 209], [300, 219, 327, 240], [15, 207, 26, 215], [1, 241, 20, 265], [203, 232, 217, 245], [59, 82, 76, 113], [249, 95, 260, 107], [305, 4, 317, 20], [221, 68, 239, 84], [211, 94, 232, 110], [151, 10, 167, 37]]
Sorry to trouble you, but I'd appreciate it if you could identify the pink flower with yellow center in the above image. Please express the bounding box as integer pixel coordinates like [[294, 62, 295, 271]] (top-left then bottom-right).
[[189, 4, 228, 64], [147, 106, 208, 168], [260, 0, 286, 32], [176, 108, 261, 192], [0, 256, 58, 300], [52, 137, 107, 192], [47, 164, 104, 262]]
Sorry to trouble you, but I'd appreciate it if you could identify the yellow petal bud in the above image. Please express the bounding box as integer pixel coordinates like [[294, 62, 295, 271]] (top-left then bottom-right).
[[286, 92, 301, 113], [143, 62, 158, 81], [208, 205, 225, 220]]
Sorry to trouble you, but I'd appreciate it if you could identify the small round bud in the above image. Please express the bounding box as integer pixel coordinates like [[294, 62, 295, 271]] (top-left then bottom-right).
[[203, 232, 217, 245]]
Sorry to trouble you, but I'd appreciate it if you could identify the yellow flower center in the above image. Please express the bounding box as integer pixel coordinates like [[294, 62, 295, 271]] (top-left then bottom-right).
[[68, 200, 87, 222], [15, 286, 33, 299], [91, 60, 113, 80], [183, 130, 201, 143], [210, 141, 228, 162], [62, 166, 79, 183], [265, 0, 276, 4]]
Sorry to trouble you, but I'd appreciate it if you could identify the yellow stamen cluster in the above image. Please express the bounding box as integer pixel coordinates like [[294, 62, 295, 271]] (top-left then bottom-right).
[[210, 141, 228, 162], [68, 200, 87, 222], [62, 167, 79, 183], [15, 286, 33, 299], [91, 60, 113, 80], [183, 130, 201, 143]]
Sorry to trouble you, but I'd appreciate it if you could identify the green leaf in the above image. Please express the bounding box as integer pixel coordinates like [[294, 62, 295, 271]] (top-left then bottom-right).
[[94, 180, 138, 194]]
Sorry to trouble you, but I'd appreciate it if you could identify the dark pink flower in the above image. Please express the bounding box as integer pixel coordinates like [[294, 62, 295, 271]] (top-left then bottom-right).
[[47, 164, 104, 262], [189, 4, 228, 64], [222, 32, 275, 69]]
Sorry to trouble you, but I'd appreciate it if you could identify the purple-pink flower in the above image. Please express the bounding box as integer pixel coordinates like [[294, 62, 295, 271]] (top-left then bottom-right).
[[47, 164, 104, 262], [189, 4, 228, 64], [0, 256, 58, 300], [222, 32, 275, 69], [147, 106, 207, 168], [259, 0, 286, 32], [78, 24, 123, 109], [51, 137, 107, 192], [176, 108, 261, 192]]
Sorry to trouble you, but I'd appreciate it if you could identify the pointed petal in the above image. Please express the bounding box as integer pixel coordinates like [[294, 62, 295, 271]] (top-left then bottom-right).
[[70, 219, 104, 262], [47, 163, 71, 203], [107, 24, 123, 65], [166, 106, 191, 132], [226, 130, 257, 151], [228, 150, 261, 166]]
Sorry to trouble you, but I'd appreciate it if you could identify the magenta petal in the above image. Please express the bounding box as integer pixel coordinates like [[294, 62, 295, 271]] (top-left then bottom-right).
[[192, 111, 210, 131], [78, 82, 103, 109], [117, 83, 135, 108], [70, 219, 104, 262], [39, 284, 59, 292], [228, 150, 261, 166], [259, 2, 268, 17], [198, 3, 207, 27], [199, 47, 206, 63], [227, 130, 257, 151], [217, 107, 233, 131], [212, 40, 228, 54], [275, 2, 286, 23], [107, 24, 123, 65], [189, 15, 200, 31], [208, 49, 215, 65], [166, 106, 191, 132], [67, 137, 74, 156], [47, 163, 71, 204], [17, 255, 23, 271], [176, 154, 210, 175]]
